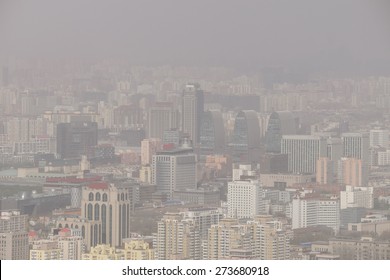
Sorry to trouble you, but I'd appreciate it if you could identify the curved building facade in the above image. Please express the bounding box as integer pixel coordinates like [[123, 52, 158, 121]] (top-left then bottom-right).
[[265, 111, 298, 153], [200, 110, 225, 155], [230, 110, 261, 163]]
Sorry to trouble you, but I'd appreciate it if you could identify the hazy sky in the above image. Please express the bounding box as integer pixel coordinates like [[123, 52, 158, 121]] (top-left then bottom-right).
[[1, 0, 390, 74]]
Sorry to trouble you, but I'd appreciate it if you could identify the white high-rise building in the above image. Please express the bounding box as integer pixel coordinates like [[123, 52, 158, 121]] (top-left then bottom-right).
[[340, 185, 374, 209], [281, 135, 327, 174], [227, 180, 265, 219], [292, 197, 340, 233]]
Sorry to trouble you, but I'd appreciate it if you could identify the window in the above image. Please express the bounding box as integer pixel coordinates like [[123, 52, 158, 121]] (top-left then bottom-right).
[[94, 204, 100, 220], [96, 192, 101, 201], [88, 192, 94, 201]]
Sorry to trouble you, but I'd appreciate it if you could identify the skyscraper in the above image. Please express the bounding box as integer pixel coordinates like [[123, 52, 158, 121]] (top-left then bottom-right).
[[199, 110, 225, 155], [155, 213, 201, 260], [151, 146, 197, 198], [81, 182, 132, 248], [56, 122, 98, 159], [182, 84, 204, 145], [141, 138, 162, 165], [227, 180, 265, 219], [148, 102, 178, 140], [341, 133, 369, 185], [265, 111, 298, 153], [369, 129, 389, 148], [0, 210, 29, 260], [281, 135, 327, 174], [316, 157, 334, 184], [230, 110, 261, 163]]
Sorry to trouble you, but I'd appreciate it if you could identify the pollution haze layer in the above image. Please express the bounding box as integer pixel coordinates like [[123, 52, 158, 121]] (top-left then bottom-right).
[[1, 0, 390, 76]]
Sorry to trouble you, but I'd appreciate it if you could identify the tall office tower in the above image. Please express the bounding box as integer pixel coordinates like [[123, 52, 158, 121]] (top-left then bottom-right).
[[265, 111, 298, 153], [181, 84, 204, 145], [247, 216, 290, 260], [316, 157, 334, 184], [81, 183, 132, 248], [341, 133, 369, 185], [56, 122, 98, 159], [0, 210, 29, 260], [148, 102, 178, 140], [337, 157, 364, 187], [141, 138, 162, 165], [155, 213, 201, 260], [369, 129, 389, 148], [152, 146, 197, 198], [281, 135, 327, 174], [227, 180, 265, 219], [292, 197, 340, 233], [327, 137, 343, 171], [199, 110, 225, 155], [230, 110, 261, 163]]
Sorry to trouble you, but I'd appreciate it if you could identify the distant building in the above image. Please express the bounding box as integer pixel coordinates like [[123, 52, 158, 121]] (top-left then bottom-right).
[[292, 197, 340, 233], [141, 138, 162, 165], [199, 110, 225, 155], [228, 180, 265, 219], [330, 238, 390, 260], [316, 157, 334, 184], [341, 133, 369, 185], [281, 135, 327, 174], [56, 122, 98, 159], [230, 110, 261, 163], [182, 84, 204, 145], [369, 129, 389, 148], [265, 111, 298, 153], [338, 157, 364, 187], [152, 147, 197, 198], [340, 185, 373, 209], [148, 103, 178, 140]]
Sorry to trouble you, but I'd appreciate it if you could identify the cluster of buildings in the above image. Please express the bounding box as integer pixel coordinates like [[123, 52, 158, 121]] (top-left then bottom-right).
[[1, 63, 390, 260]]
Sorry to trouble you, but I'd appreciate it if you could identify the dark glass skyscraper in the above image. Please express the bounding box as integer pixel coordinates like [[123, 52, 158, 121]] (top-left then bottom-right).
[[265, 111, 298, 153], [200, 110, 225, 155], [56, 122, 98, 159], [230, 110, 261, 163]]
